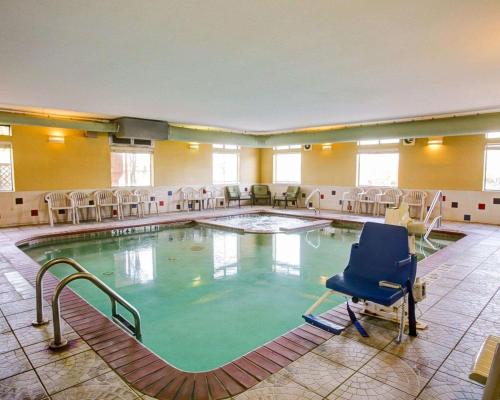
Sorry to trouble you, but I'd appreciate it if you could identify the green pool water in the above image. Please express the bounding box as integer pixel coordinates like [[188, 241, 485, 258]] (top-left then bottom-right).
[[22, 220, 453, 371]]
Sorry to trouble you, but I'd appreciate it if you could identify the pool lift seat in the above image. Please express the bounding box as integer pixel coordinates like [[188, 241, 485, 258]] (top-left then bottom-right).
[[303, 222, 418, 343]]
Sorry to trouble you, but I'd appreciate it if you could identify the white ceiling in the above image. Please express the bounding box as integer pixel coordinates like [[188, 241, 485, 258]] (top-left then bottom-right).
[[1, 0, 500, 132]]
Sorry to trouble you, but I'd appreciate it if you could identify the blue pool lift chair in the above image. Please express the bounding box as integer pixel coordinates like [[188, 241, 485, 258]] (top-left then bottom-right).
[[303, 222, 418, 343]]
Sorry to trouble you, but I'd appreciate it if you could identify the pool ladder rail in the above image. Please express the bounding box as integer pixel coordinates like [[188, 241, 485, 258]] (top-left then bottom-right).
[[32, 257, 142, 349], [306, 188, 321, 214]]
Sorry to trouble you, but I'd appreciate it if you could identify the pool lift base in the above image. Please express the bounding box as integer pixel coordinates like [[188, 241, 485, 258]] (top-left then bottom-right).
[[31, 318, 49, 327]]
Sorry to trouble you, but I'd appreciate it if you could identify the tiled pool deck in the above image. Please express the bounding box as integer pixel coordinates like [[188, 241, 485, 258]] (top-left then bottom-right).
[[0, 206, 499, 399]]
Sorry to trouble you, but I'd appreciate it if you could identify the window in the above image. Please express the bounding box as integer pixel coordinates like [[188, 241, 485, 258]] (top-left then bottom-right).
[[0, 143, 14, 191], [486, 132, 500, 139], [212, 145, 239, 184], [357, 152, 399, 186], [111, 150, 152, 187], [484, 145, 500, 191], [0, 126, 11, 136], [272, 145, 301, 150], [358, 138, 399, 145], [273, 152, 301, 184]]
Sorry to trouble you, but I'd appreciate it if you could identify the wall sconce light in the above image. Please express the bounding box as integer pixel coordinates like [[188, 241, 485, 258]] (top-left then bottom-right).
[[427, 136, 443, 145], [48, 135, 65, 143], [322, 143, 332, 150], [188, 142, 199, 150]]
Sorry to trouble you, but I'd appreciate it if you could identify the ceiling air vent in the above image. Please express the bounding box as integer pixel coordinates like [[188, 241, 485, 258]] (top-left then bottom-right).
[[403, 138, 415, 146], [114, 117, 169, 140]]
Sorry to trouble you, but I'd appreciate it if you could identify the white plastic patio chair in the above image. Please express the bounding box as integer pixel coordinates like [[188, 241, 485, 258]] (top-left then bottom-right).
[[134, 189, 160, 217], [357, 188, 382, 214], [402, 190, 428, 221], [115, 189, 141, 218], [203, 186, 225, 210], [180, 187, 202, 211], [341, 187, 365, 213], [94, 190, 121, 221], [68, 191, 98, 224], [375, 188, 403, 216], [45, 192, 75, 226]]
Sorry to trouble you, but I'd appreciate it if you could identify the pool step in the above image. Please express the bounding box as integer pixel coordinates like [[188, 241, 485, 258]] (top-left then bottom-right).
[[113, 313, 138, 337]]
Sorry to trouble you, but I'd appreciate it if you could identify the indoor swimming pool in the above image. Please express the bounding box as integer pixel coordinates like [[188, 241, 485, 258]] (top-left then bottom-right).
[[21, 219, 456, 371]]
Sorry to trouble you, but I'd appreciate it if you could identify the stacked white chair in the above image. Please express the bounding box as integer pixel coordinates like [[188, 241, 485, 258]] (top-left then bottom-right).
[[134, 189, 160, 216], [94, 190, 121, 221], [203, 186, 226, 210], [180, 187, 202, 211], [357, 188, 382, 214], [68, 191, 98, 224], [115, 189, 141, 218], [402, 190, 428, 221], [45, 192, 75, 226], [375, 188, 403, 216], [341, 187, 365, 213]]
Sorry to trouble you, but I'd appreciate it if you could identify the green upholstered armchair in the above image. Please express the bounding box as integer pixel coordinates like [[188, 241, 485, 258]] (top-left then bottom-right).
[[273, 185, 300, 208], [250, 185, 271, 205], [225, 185, 251, 207]]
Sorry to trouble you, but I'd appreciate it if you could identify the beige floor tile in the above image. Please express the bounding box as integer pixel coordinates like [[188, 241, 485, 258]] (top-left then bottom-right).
[[385, 337, 451, 370], [0, 316, 10, 334], [417, 372, 483, 399], [432, 297, 486, 318], [478, 302, 500, 324], [14, 320, 73, 347], [411, 321, 464, 349], [0, 290, 22, 305], [0, 370, 48, 400], [455, 332, 487, 357], [312, 336, 379, 370], [5, 307, 51, 330], [51, 371, 138, 400], [438, 350, 475, 383], [25, 332, 90, 367], [327, 372, 414, 400], [0, 331, 19, 354], [341, 320, 398, 350], [282, 352, 355, 397], [0, 349, 32, 380], [0, 298, 39, 316], [359, 351, 435, 396], [234, 371, 322, 400], [36, 349, 111, 394], [421, 308, 475, 332]]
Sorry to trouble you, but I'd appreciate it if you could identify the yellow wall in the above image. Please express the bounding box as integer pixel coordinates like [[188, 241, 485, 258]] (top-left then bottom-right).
[[399, 135, 485, 190], [11, 126, 111, 191], [7, 126, 261, 191], [4, 124, 487, 192], [260, 135, 487, 190]]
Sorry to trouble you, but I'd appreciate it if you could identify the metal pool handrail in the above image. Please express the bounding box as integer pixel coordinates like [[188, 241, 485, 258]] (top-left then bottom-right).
[[32, 257, 88, 326], [306, 188, 321, 214], [49, 272, 142, 349]]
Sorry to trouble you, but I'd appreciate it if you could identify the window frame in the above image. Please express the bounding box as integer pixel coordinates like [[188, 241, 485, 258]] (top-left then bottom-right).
[[212, 145, 240, 184], [0, 125, 12, 136], [0, 142, 15, 192], [273, 149, 302, 184], [358, 138, 400, 146], [356, 149, 399, 187], [484, 143, 500, 192], [110, 147, 154, 188]]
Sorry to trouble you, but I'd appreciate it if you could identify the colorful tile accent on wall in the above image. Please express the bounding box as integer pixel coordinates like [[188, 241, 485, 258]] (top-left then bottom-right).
[[478, 203, 486, 210], [451, 202, 458, 208], [30, 210, 38, 217], [464, 214, 471, 221], [15, 198, 23, 205]]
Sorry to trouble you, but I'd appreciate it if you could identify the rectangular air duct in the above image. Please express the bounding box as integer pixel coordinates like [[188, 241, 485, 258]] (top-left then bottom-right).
[[114, 117, 169, 140]]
